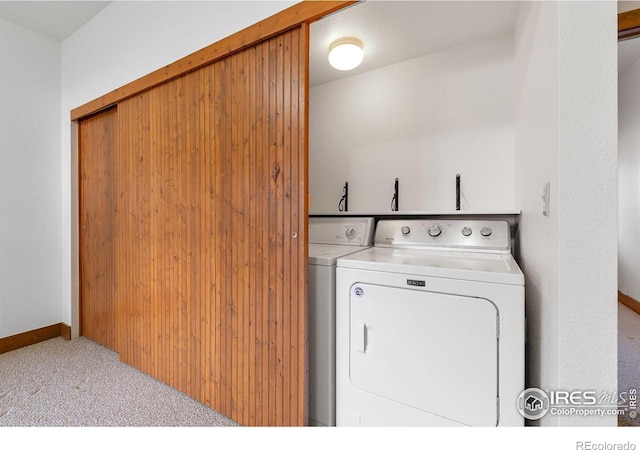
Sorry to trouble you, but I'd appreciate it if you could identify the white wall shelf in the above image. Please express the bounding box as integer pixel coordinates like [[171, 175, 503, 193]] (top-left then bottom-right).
[[309, 210, 521, 217]]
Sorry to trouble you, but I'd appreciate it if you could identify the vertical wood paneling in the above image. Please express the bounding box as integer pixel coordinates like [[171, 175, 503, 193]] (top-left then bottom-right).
[[79, 107, 117, 350], [80, 26, 307, 426]]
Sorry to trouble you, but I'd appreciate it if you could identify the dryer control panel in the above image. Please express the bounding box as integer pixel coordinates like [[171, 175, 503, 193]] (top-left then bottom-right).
[[374, 220, 511, 253], [309, 217, 375, 246]]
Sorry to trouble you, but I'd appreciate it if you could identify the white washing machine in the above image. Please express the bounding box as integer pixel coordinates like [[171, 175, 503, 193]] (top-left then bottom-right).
[[336, 219, 525, 426], [308, 216, 375, 426]]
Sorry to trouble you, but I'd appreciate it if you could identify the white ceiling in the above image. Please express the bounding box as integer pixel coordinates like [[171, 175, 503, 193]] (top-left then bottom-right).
[[0, 0, 521, 86], [0, 1, 637, 80], [0, 1, 110, 40], [310, 1, 520, 87]]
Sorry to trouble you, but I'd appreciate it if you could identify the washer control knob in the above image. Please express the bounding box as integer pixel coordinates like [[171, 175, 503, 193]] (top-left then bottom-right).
[[461, 227, 472, 237], [480, 227, 493, 237], [427, 225, 441, 237], [346, 226, 358, 238], [401, 226, 411, 236]]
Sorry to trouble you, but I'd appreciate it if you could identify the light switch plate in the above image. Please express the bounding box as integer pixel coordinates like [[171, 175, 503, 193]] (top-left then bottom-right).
[[542, 182, 550, 216]]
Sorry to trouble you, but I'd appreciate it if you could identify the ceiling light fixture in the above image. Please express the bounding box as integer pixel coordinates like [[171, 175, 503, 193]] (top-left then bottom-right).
[[328, 37, 364, 71]]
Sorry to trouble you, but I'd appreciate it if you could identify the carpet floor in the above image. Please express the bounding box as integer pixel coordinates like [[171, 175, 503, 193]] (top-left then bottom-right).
[[618, 302, 640, 426], [0, 337, 237, 427]]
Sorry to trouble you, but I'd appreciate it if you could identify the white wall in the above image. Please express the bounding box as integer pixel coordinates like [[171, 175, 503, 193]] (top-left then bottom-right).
[[60, 1, 298, 332], [0, 17, 62, 338], [513, 0, 560, 426], [619, 39, 640, 303], [309, 33, 515, 213], [556, 1, 617, 426], [514, 1, 618, 426]]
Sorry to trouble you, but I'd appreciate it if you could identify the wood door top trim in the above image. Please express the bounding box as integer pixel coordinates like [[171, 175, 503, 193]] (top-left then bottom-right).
[[70, 0, 355, 120], [619, 8, 640, 40]]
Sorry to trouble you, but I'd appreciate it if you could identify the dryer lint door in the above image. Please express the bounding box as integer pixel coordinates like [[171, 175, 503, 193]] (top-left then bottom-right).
[[349, 283, 499, 426]]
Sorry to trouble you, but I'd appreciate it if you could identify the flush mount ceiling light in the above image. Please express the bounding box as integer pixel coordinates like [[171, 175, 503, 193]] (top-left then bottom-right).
[[328, 37, 364, 71]]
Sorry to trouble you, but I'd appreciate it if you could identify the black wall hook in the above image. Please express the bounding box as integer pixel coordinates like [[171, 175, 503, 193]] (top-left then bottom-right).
[[456, 174, 461, 211], [338, 181, 349, 212], [391, 178, 399, 212]]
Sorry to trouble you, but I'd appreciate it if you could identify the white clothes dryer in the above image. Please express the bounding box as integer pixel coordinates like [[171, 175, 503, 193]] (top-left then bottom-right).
[[308, 216, 375, 426], [336, 220, 524, 426]]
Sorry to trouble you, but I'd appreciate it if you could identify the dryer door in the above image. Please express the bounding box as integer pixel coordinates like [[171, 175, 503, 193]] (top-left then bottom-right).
[[349, 283, 498, 426]]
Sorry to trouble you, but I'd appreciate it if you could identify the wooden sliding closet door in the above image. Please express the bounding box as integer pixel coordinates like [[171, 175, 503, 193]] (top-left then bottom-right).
[[79, 107, 118, 350], [113, 26, 308, 426]]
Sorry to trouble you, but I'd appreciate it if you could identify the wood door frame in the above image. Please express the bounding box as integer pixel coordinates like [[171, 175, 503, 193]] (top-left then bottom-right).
[[619, 8, 640, 40], [71, 119, 80, 338]]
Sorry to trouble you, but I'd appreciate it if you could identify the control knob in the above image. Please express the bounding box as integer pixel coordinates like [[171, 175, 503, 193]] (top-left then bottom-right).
[[480, 227, 492, 237], [401, 226, 411, 236], [427, 225, 441, 237], [461, 227, 472, 237]]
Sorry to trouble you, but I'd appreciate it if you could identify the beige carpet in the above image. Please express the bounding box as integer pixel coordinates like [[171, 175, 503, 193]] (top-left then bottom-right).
[[618, 303, 640, 427], [0, 337, 237, 427]]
